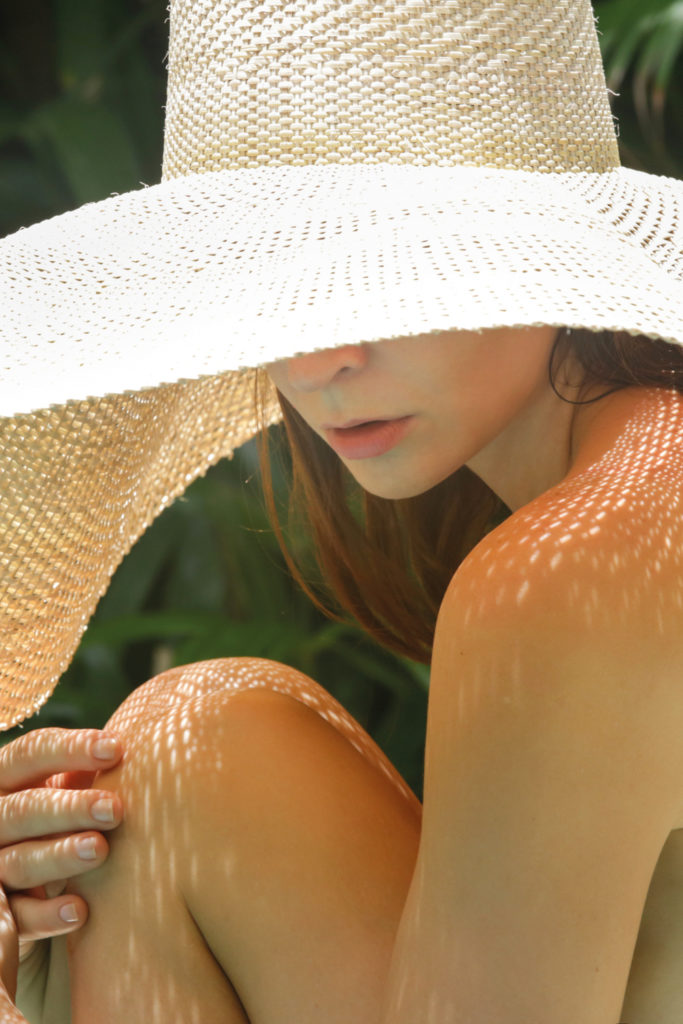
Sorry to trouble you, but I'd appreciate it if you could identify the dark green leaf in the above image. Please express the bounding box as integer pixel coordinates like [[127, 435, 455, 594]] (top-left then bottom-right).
[[95, 504, 188, 619], [23, 95, 141, 203], [54, 0, 112, 90]]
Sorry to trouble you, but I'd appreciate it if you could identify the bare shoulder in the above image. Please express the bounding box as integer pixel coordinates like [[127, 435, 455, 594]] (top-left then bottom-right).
[[442, 385, 683, 646], [395, 390, 683, 1024], [432, 386, 683, 821]]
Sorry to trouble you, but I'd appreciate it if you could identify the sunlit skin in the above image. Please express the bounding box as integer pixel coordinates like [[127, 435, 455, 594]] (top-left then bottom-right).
[[265, 326, 596, 510], [3, 332, 683, 1024], [64, 660, 422, 1024]]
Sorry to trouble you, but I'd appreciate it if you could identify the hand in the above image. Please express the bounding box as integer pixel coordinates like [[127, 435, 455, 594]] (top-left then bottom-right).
[[0, 728, 123, 960]]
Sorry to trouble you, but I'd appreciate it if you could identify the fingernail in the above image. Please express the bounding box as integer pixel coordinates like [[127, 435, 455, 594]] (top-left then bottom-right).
[[92, 737, 119, 760], [76, 836, 98, 860], [91, 798, 115, 823], [59, 903, 80, 924]]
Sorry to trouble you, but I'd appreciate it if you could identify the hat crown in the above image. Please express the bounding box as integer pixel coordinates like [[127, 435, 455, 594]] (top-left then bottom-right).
[[162, 0, 621, 178]]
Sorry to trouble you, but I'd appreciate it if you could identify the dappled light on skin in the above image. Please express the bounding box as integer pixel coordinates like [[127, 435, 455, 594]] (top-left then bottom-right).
[[452, 389, 683, 758], [384, 387, 683, 1024], [99, 657, 415, 802], [458, 387, 683, 633], [49, 388, 683, 1024], [66, 657, 419, 1024]]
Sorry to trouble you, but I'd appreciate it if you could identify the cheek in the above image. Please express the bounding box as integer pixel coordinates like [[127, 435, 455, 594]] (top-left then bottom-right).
[[264, 363, 287, 393], [264, 367, 320, 437], [486, 332, 555, 405], [264, 365, 296, 412]]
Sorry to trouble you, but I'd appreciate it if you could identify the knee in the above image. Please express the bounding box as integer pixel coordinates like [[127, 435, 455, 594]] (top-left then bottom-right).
[[104, 656, 334, 739], [106, 656, 333, 746], [100, 656, 312, 780], [92, 659, 301, 840], [100, 656, 416, 819]]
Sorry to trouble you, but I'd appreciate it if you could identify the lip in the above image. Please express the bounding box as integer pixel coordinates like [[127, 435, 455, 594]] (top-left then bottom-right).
[[321, 418, 380, 430], [322, 416, 414, 460]]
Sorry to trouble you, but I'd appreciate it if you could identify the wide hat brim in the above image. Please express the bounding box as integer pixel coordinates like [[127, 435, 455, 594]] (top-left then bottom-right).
[[1, 160, 683, 729], [2, 162, 683, 418]]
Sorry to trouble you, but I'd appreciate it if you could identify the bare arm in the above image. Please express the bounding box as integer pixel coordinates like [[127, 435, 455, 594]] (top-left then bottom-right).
[[382, 501, 683, 1023]]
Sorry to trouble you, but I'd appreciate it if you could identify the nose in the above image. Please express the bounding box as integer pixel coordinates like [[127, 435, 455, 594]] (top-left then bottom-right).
[[284, 343, 368, 392]]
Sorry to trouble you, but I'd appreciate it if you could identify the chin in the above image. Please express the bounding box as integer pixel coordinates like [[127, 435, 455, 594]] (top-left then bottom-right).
[[363, 483, 429, 500], [352, 467, 457, 501]]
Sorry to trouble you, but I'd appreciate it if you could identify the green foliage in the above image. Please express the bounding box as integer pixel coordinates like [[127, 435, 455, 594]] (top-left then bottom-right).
[[0, 0, 166, 232], [596, 0, 683, 173], [598, 0, 683, 93]]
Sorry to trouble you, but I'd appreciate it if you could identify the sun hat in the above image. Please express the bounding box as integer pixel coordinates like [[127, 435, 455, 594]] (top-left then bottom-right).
[[1, 0, 682, 729]]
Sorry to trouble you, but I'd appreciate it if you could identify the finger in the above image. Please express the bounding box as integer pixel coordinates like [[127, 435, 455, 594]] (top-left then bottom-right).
[[0, 833, 110, 893], [10, 891, 89, 943], [44, 880, 67, 899], [17, 880, 67, 901], [46, 769, 98, 791], [0, 788, 122, 845], [0, 729, 122, 792]]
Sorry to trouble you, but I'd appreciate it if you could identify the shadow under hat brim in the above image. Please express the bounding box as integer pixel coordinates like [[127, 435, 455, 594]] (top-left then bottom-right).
[[1, 162, 682, 419]]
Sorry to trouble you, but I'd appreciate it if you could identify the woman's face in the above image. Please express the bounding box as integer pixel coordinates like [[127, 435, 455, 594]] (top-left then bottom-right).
[[265, 326, 562, 503]]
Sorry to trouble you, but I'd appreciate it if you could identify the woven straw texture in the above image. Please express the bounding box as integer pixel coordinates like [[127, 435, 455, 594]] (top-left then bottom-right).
[[162, 0, 619, 175], [1, 377, 281, 727], [1, 0, 682, 727]]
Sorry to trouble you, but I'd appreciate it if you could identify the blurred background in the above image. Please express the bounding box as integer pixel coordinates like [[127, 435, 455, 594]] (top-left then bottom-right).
[[1, 0, 682, 797]]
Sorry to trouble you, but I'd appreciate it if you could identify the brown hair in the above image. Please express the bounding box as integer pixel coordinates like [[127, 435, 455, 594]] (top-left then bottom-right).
[[256, 328, 683, 663]]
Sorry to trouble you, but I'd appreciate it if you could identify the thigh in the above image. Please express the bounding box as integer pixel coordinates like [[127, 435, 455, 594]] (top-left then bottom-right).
[[66, 658, 421, 1024]]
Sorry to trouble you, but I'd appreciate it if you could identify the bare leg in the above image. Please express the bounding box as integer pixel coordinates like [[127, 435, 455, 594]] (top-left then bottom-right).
[[66, 658, 421, 1024]]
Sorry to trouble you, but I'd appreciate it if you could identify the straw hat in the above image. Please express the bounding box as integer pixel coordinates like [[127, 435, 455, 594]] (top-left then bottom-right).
[[1, 0, 682, 728]]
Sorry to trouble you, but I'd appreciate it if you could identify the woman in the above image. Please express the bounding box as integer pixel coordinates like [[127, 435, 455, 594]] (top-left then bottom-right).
[[0, 0, 682, 1021], [6, 332, 683, 1024]]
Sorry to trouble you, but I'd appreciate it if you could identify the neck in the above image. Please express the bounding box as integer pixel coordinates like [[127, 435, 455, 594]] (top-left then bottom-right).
[[466, 365, 614, 513]]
